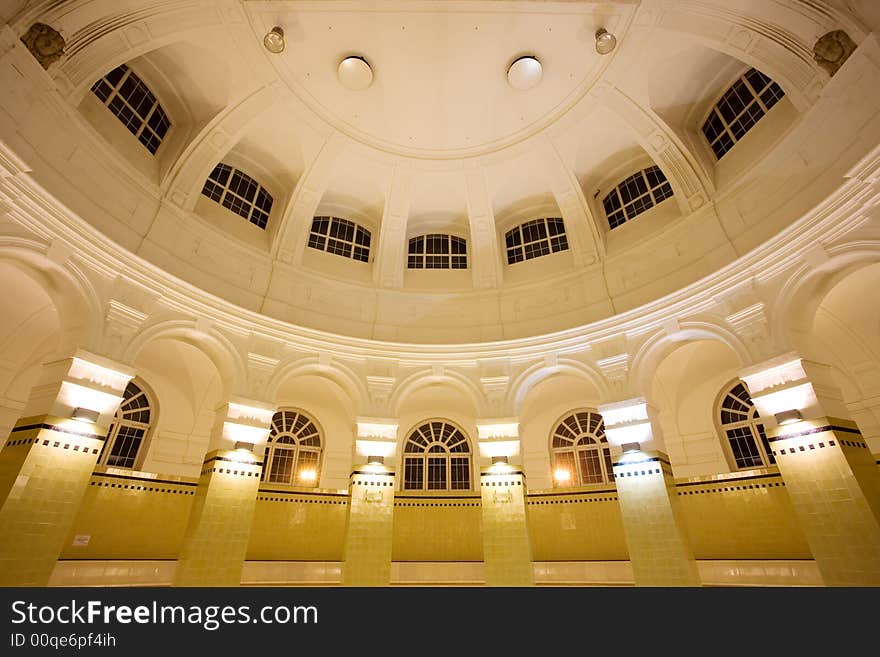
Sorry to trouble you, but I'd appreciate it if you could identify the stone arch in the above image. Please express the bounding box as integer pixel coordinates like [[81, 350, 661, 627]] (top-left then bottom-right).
[[123, 319, 245, 401], [267, 357, 368, 414], [509, 358, 609, 415], [390, 368, 485, 418]]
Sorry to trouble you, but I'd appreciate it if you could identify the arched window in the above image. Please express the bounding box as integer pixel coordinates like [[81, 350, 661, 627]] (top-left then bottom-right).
[[201, 163, 273, 229], [262, 409, 322, 486], [718, 381, 775, 469], [100, 380, 153, 469], [307, 216, 371, 262], [702, 67, 785, 160], [90, 63, 171, 155], [602, 166, 673, 230], [551, 410, 614, 485], [504, 217, 568, 264], [407, 234, 467, 269], [403, 420, 471, 491]]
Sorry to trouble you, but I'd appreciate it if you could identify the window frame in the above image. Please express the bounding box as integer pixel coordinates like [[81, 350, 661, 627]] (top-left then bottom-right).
[[99, 379, 156, 470], [550, 409, 615, 487], [401, 419, 473, 492], [201, 163, 274, 229], [700, 67, 786, 161], [407, 233, 468, 269], [307, 216, 372, 263], [504, 216, 569, 265], [602, 165, 674, 230], [715, 379, 775, 471], [90, 63, 171, 155], [262, 408, 324, 488]]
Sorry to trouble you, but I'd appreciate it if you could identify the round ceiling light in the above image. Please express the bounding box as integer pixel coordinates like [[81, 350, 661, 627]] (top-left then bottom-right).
[[263, 26, 285, 54], [337, 56, 373, 90], [507, 55, 542, 90], [595, 28, 617, 55]]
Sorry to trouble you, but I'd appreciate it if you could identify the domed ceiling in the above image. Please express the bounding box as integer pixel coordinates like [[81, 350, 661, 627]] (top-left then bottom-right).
[[4, 0, 870, 344]]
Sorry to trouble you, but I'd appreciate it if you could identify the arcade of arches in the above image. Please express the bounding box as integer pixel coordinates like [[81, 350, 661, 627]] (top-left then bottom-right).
[[1, 0, 880, 587]]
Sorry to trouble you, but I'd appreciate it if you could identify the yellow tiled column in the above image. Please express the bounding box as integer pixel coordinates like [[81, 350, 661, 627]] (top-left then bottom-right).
[[0, 350, 134, 586], [342, 418, 399, 586], [741, 354, 880, 585], [599, 398, 700, 587], [174, 399, 274, 587], [477, 419, 533, 586]]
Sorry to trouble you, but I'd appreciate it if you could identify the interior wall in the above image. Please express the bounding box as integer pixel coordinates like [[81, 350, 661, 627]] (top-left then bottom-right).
[[518, 372, 603, 490], [650, 339, 743, 477], [808, 263, 880, 453], [133, 338, 224, 477], [0, 263, 62, 445], [272, 372, 357, 489]]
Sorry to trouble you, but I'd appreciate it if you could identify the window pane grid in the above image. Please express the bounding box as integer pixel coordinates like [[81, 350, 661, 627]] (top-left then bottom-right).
[[407, 234, 468, 269], [101, 381, 152, 469], [603, 166, 673, 230], [90, 64, 170, 155], [308, 216, 371, 262], [403, 421, 471, 491], [552, 411, 614, 486], [703, 68, 785, 160], [264, 410, 323, 487], [201, 163, 274, 229], [505, 217, 569, 264], [720, 381, 773, 469]]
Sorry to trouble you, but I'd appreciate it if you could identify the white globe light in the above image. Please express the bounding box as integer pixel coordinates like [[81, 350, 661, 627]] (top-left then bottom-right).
[[338, 56, 374, 90], [507, 56, 542, 90]]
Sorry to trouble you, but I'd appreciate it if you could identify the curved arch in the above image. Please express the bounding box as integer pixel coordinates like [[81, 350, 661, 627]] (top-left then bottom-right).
[[390, 368, 485, 417], [772, 246, 880, 356], [123, 319, 245, 400], [0, 239, 102, 355], [509, 358, 609, 414], [267, 357, 367, 412], [631, 321, 751, 396]]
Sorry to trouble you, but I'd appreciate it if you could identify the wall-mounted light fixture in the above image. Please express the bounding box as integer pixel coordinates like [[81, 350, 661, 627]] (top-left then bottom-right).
[[595, 28, 617, 55], [774, 409, 803, 425], [553, 468, 571, 484], [263, 26, 285, 53], [71, 407, 100, 423], [234, 441, 255, 452], [621, 442, 641, 452]]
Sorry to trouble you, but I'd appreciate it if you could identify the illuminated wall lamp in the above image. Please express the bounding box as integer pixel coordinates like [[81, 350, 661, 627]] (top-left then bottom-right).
[[491, 455, 508, 465], [621, 442, 641, 453], [71, 407, 100, 423], [367, 455, 385, 465], [775, 409, 803, 425], [553, 468, 571, 484], [234, 441, 255, 452]]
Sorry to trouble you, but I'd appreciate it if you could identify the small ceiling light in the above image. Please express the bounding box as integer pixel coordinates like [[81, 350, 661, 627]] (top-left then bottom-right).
[[338, 56, 373, 90], [263, 26, 285, 54], [775, 409, 803, 425], [595, 28, 617, 55], [507, 55, 542, 90]]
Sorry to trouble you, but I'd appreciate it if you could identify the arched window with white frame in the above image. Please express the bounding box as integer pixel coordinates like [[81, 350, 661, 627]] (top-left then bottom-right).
[[718, 380, 775, 469], [262, 409, 323, 487], [402, 420, 472, 491], [551, 410, 614, 486], [99, 380, 154, 469]]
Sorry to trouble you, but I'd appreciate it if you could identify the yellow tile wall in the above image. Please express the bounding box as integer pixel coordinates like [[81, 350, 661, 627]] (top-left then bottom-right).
[[677, 471, 812, 559], [392, 494, 482, 562], [527, 486, 628, 561], [480, 470, 533, 585], [0, 418, 106, 585], [60, 471, 196, 560], [342, 469, 396, 585], [175, 452, 262, 586], [247, 489, 349, 561]]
